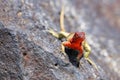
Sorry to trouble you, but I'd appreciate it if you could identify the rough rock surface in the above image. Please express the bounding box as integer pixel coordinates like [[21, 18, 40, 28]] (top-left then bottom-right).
[[0, 0, 120, 80]]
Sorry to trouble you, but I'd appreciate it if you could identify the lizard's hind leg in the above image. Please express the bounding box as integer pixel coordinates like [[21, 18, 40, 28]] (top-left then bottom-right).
[[83, 41, 98, 70]]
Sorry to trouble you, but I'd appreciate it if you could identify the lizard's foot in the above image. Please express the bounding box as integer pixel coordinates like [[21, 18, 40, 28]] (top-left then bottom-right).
[[48, 29, 67, 56], [85, 58, 98, 70], [61, 51, 67, 56], [60, 44, 67, 56], [48, 29, 69, 39], [48, 29, 59, 38]]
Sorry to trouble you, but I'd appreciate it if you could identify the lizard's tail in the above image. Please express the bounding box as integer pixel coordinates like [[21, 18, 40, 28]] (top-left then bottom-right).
[[60, 5, 65, 32]]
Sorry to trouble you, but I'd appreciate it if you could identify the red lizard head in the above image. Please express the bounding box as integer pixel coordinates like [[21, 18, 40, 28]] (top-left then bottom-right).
[[72, 32, 85, 42]]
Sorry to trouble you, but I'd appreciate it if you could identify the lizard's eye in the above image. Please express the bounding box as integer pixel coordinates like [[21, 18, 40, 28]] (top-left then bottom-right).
[[74, 33, 80, 39], [74, 34, 78, 38]]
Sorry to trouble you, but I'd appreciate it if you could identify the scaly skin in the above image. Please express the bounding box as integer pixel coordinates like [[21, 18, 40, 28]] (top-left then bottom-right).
[[62, 32, 85, 60], [48, 5, 98, 70]]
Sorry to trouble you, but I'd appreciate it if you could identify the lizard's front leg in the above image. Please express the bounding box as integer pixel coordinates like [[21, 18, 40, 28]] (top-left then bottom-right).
[[48, 29, 59, 38], [83, 41, 98, 70]]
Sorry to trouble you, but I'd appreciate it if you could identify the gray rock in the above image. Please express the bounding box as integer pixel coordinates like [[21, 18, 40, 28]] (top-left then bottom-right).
[[0, 22, 4, 28], [0, 0, 120, 80], [0, 27, 23, 80], [0, 20, 107, 80]]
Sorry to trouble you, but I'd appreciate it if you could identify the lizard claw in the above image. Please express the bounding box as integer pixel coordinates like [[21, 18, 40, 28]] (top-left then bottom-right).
[[48, 29, 59, 38], [60, 50, 67, 56], [85, 58, 98, 70]]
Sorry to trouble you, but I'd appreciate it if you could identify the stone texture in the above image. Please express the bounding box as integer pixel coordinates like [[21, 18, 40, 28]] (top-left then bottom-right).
[[0, 0, 120, 80]]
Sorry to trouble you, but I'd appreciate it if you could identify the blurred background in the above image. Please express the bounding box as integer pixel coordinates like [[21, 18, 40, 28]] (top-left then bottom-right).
[[0, 0, 120, 80]]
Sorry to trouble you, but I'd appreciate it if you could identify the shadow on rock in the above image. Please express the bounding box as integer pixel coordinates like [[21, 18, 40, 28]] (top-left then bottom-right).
[[65, 47, 83, 68]]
